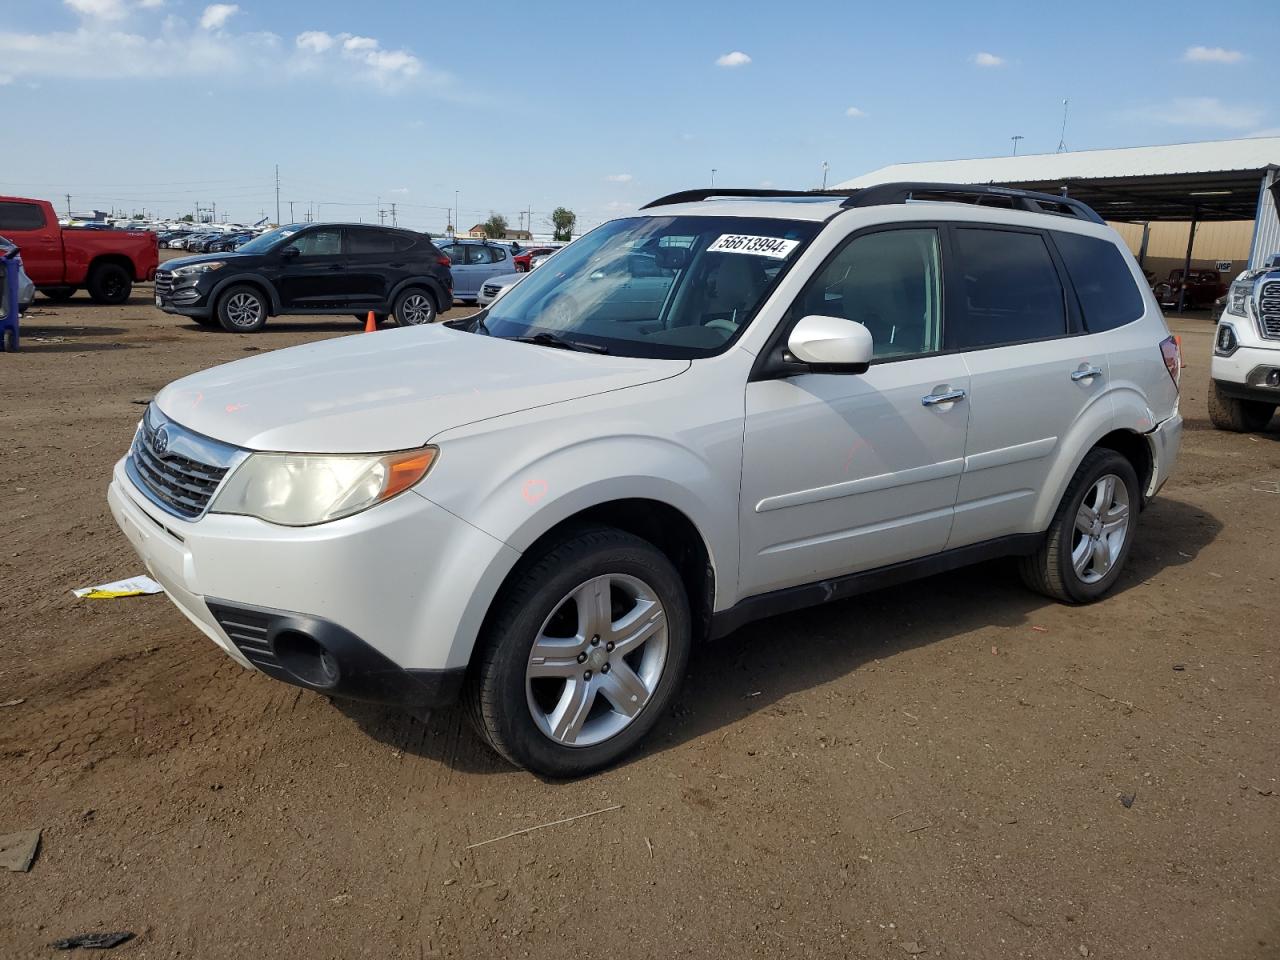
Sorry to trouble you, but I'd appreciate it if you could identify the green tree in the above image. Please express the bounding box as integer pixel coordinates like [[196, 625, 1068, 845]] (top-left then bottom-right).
[[482, 212, 508, 239], [551, 207, 576, 242], [180, 214, 194, 223]]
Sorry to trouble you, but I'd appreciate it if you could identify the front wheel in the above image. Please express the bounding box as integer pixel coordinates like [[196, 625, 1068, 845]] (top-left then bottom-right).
[[216, 285, 268, 332], [1208, 381, 1274, 432], [467, 527, 691, 777], [1020, 449, 1139, 604], [393, 288, 437, 326]]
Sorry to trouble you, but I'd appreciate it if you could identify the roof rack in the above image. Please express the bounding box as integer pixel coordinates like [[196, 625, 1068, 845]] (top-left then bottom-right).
[[640, 181, 1105, 224]]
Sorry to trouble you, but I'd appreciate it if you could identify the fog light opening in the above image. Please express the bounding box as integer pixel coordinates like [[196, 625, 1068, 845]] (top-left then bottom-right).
[[272, 630, 341, 688], [1267, 369, 1280, 388]]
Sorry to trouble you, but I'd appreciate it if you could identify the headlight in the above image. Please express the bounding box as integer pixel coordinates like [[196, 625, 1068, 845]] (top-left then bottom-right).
[[1225, 279, 1252, 317], [210, 446, 437, 526], [172, 261, 226, 278]]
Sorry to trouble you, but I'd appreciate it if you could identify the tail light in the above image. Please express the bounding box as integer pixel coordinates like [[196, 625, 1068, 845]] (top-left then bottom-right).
[[1160, 335, 1181, 390], [436, 255, 451, 267]]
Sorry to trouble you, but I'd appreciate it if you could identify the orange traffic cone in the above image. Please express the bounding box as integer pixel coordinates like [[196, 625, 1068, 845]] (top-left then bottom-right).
[[364, 311, 377, 333]]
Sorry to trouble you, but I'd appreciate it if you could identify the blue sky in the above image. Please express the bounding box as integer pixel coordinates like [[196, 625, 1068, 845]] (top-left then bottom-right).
[[2, 0, 1277, 232]]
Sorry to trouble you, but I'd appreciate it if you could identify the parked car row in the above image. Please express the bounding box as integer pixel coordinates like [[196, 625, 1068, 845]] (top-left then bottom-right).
[[161, 230, 259, 252]]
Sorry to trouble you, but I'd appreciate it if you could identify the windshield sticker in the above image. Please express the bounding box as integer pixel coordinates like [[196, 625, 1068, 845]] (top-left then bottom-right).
[[708, 234, 800, 259]]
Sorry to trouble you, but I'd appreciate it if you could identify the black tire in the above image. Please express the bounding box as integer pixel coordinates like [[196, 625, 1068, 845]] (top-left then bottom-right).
[[1208, 380, 1274, 432], [392, 288, 437, 326], [40, 286, 77, 302], [467, 526, 692, 777], [86, 263, 132, 305], [216, 284, 269, 333], [1020, 448, 1140, 604], [3, 327, 16, 352]]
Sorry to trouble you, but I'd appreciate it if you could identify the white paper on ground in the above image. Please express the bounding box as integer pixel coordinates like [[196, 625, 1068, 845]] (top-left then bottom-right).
[[72, 575, 164, 599]]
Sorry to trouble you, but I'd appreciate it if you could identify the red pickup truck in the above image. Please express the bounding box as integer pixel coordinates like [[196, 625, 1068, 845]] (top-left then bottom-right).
[[0, 196, 158, 304]]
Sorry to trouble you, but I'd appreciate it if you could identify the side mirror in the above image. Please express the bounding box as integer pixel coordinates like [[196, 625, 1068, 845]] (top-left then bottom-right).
[[786, 315, 873, 373], [280, 246, 300, 260]]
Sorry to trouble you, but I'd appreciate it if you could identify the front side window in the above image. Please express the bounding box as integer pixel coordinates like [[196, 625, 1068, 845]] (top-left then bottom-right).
[[1052, 231, 1144, 332], [791, 228, 943, 359], [950, 228, 1066, 349], [288, 228, 342, 257], [482, 215, 819, 359]]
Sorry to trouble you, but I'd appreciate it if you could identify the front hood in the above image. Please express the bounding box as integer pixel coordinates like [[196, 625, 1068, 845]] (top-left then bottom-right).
[[154, 325, 688, 452], [161, 251, 251, 270]]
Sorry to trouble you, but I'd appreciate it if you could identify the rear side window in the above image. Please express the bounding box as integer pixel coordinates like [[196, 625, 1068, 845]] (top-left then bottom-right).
[[346, 229, 397, 255], [1052, 231, 1145, 332], [465, 245, 495, 265], [0, 201, 47, 231], [950, 228, 1066, 349]]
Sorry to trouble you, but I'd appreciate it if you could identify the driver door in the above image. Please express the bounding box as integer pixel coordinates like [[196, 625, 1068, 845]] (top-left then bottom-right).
[[276, 227, 347, 310], [738, 227, 970, 597]]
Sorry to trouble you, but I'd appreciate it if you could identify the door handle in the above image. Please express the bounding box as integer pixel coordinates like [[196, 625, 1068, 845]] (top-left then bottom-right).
[[921, 388, 967, 406], [1071, 365, 1104, 382]]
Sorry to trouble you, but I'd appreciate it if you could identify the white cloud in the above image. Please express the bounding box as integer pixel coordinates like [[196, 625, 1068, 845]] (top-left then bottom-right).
[[715, 51, 751, 68], [295, 30, 334, 54], [1157, 96, 1264, 129], [65, 0, 127, 18], [137, 0, 165, 7], [1183, 45, 1245, 64], [972, 51, 1005, 67], [845, 106, 866, 118], [605, 173, 633, 183], [758, 180, 774, 188], [199, 3, 238, 30], [0, 18, 443, 94]]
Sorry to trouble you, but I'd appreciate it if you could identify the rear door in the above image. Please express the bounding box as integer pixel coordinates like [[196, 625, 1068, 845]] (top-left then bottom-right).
[[276, 226, 348, 310], [945, 224, 1113, 547], [344, 227, 399, 308], [0, 200, 62, 286], [445, 244, 481, 298]]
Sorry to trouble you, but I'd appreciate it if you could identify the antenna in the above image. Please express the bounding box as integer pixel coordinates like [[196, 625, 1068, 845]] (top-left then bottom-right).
[[1011, 135, 1024, 156], [1057, 99, 1070, 153]]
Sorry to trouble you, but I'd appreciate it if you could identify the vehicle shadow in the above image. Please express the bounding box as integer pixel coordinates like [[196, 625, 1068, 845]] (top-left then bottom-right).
[[16, 324, 128, 338], [334, 496, 1221, 778], [639, 495, 1221, 762]]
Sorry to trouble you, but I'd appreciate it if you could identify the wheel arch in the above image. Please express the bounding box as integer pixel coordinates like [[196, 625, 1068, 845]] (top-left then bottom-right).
[[389, 276, 448, 312], [87, 253, 137, 280], [208, 274, 281, 315]]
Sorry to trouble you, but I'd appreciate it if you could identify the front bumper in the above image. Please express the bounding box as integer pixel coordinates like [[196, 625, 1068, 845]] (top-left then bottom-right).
[[1211, 337, 1280, 393], [108, 457, 519, 706]]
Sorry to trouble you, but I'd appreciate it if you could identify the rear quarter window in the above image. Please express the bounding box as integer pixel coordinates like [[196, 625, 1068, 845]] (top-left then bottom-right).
[[1052, 231, 1145, 332]]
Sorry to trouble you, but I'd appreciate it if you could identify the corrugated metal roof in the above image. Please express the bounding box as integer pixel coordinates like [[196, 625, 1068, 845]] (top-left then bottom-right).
[[836, 137, 1280, 188]]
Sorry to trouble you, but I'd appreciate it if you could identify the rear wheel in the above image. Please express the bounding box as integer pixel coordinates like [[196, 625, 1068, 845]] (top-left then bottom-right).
[[1020, 448, 1139, 604], [87, 263, 132, 305], [40, 286, 77, 302], [216, 285, 268, 333], [393, 288, 437, 326], [1208, 381, 1275, 432], [3, 327, 16, 352], [467, 526, 691, 777]]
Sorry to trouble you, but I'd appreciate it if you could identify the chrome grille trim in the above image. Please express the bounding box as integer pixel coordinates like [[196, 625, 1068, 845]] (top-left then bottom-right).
[[154, 271, 175, 297], [125, 405, 247, 521], [1259, 279, 1280, 341]]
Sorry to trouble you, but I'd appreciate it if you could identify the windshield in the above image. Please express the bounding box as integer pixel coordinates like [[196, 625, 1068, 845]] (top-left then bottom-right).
[[235, 224, 302, 255], [481, 215, 819, 358]]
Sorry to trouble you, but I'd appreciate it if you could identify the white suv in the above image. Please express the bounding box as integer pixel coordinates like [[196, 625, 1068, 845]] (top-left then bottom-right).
[[1210, 258, 1280, 431], [108, 183, 1183, 776]]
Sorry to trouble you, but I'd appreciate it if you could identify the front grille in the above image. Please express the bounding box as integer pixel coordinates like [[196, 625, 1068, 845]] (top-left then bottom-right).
[[207, 603, 278, 669], [482, 283, 501, 298], [129, 412, 230, 519], [1259, 280, 1280, 340], [154, 271, 174, 297]]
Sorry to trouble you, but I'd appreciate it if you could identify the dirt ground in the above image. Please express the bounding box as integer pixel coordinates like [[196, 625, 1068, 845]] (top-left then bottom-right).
[[1, 286, 1277, 960]]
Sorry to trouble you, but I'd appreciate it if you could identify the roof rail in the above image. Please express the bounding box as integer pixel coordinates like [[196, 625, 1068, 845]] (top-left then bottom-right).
[[639, 182, 1105, 224]]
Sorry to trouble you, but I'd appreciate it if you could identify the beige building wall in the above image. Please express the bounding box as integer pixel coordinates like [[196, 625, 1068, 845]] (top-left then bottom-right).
[[1108, 219, 1254, 280]]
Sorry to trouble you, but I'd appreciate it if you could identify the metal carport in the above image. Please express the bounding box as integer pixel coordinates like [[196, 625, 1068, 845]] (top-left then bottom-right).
[[837, 137, 1280, 309]]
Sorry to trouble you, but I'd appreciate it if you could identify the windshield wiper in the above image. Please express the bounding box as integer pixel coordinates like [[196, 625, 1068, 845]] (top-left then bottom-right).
[[513, 332, 609, 354]]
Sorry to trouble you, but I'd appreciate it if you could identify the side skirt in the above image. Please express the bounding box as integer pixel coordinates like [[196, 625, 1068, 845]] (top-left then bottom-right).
[[709, 533, 1044, 640]]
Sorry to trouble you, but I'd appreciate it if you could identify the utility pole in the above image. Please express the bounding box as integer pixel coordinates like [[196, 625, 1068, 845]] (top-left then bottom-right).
[[65, 193, 72, 219], [274, 164, 281, 225], [289, 200, 295, 222], [454, 190, 459, 236], [390, 202, 397, 227], [711, 168, 717, 188], [377, 197, 385, 225], [1011, 135, 1024, 156], [1056, 99, 1070, 153], [821, 161, 829, 190]]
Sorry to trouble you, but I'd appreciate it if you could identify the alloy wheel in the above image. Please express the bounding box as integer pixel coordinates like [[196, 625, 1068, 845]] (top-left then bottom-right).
[[525, 573, 669, 747], [1071, 473, 1130, 584], [399, 293, 434, 325], [225, 293, 263, 328]]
